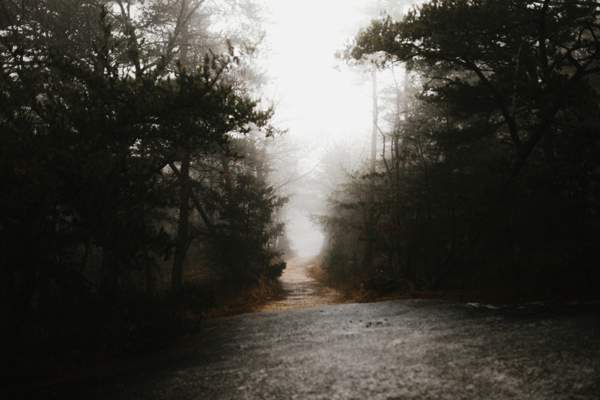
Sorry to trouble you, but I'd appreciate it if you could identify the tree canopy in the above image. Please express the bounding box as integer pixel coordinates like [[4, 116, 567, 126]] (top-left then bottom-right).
[[1, 0, 287, 353], [320, 0, 600, 299]]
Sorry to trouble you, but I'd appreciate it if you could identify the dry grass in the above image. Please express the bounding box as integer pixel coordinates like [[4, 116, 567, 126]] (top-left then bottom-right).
[[308, 262, 421, 304], [306, 263, 371, 303], [306, 262, 326, 282], [309, 263, 567, 305], [198, 277, 286, 319]]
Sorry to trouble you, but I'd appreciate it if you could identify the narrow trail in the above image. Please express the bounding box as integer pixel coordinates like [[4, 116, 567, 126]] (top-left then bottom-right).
[[260, 257, 340, 312]]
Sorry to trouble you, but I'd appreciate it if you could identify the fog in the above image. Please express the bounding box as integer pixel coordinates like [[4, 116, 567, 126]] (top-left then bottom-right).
[[260, 0, 388, 257], [7, 1, 600, 394]]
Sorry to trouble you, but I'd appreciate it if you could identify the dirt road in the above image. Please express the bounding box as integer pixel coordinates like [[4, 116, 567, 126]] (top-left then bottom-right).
[[259, 257, 339, 312]]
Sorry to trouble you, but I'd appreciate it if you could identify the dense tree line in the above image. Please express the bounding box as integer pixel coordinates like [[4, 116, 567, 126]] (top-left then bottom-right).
[[321, 0, 600, 300], [0, 0, 286, 352]]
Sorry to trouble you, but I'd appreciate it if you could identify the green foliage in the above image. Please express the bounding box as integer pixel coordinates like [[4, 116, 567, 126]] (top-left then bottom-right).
[[323, 0, 600, 299], [0, 0, 286, 349], [203, 147, 288, 282]]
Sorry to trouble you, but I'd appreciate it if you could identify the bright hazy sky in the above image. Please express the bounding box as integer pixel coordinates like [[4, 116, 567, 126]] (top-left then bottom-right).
[[261, 0, 375, 157], [256, 0, 380, 256], [257, 0, 415, 256]]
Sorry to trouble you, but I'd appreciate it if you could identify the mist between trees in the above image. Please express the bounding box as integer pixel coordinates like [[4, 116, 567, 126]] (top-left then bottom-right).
[[3, 0, 600, 384], [319, 0, 600, 301], [0, 0, 291, 365]]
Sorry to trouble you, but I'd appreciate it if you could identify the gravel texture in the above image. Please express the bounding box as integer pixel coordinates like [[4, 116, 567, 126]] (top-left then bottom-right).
[[19, 261, 600, 399]]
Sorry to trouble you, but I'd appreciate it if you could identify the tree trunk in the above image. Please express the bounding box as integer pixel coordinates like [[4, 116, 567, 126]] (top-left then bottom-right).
[[172, 147, 191, 293], [100, 247, 118, 299], [371, 68, 378, 173], [171, 1, 192, 294]]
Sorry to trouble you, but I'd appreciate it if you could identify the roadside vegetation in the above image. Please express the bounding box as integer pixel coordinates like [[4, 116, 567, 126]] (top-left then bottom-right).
[[320, 0, 600, 303], [0, 0, 290, 380]]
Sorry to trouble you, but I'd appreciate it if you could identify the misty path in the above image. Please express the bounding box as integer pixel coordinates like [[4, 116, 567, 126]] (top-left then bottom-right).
[[260, 257, 340, 312]]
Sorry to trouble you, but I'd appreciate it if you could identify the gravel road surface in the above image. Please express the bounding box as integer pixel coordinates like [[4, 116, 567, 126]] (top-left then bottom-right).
[[21, 261, 600, 399]]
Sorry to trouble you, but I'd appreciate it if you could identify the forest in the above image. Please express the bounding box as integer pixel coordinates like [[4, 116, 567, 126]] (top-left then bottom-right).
[[320, 0, 600, 301], [1, 0, 289, 373], [2, 0, 600, 395]]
